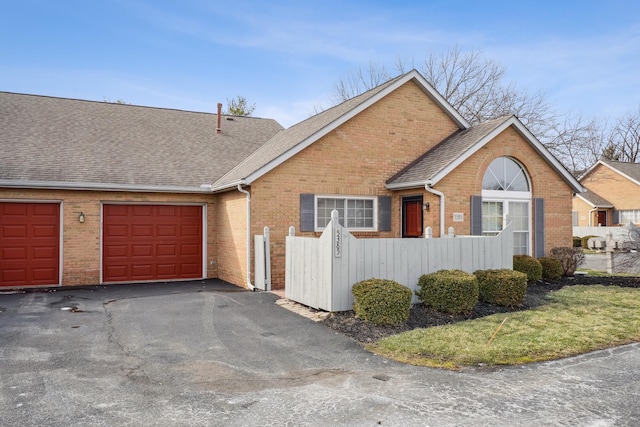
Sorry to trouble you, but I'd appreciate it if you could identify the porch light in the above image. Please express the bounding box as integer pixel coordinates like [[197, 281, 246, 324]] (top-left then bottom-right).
[[78, 212, 85, 223], [423, 202, 430, 211]]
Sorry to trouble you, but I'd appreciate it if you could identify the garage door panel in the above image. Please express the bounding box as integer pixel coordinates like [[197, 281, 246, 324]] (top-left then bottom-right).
[[2, 225, 27, 238], [0, 202, 60, 287], [3, 247, 26, 260], [103, 204, 202, 283], [105, 224, 129, 238]]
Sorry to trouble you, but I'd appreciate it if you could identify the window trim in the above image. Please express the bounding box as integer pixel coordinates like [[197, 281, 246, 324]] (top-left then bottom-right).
[[314, 195, 378, 232]]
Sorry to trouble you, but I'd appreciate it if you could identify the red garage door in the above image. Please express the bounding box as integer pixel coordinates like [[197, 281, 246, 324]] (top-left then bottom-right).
[[102, 204, 203, 283], [0, 202, 60, 287]]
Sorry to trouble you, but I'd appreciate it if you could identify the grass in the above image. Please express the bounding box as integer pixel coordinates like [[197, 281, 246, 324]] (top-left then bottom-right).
[[368, 285, 640, 370]]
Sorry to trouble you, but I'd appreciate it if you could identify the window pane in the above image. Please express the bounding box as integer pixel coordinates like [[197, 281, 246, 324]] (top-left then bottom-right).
[[514, 232, 529, 255], [317, 197, 374, 230], [482, 201, 503, 232], [482, 157, 529, 191], [317, 198, 344, 228]]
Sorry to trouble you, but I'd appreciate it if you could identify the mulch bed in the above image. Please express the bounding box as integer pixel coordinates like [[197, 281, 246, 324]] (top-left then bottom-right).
[[322, 275, 640, 343]]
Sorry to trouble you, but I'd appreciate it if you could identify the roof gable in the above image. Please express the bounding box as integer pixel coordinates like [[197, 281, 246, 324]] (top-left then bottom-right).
[[580, 160, 640, 187], [0, 92, 283, 191], [386, 115, 584, 193], [210, 70, 469, 191]]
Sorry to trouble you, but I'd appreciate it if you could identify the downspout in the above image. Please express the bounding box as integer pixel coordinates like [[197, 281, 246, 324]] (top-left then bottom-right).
[[237, 184, 255, 291], [588, 207, 598, 227], [425, 181, 445, 237]]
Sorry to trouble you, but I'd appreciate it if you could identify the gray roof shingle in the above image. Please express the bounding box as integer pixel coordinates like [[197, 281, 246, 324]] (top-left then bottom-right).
[[0, 92, 283, 190], [577, 189, 614, 208], [599, 160, 640, 184], [211, 74, 405, 190], [386, 116, 511, 186]]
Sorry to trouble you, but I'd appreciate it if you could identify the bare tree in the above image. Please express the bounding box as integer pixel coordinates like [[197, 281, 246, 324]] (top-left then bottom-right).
[[330, 46, 557, 146], [546, 114, 607, 176], [605, 106, 640, 163]]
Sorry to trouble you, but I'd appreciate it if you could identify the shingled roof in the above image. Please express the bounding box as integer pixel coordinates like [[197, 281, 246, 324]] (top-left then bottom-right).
[[0, 92, 283, 191], [210, 70, 468, 191], [575, 189, 614, 208], [386, 115, 583, 193]]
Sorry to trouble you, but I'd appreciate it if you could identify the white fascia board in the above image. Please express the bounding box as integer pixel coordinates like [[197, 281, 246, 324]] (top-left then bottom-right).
[[209, 180, 247, 193], [243, 70, 469, 186], [0, 180, 213, 194], [385, 180, 429, 190]]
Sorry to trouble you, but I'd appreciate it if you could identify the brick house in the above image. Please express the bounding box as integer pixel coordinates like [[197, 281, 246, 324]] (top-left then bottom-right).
[[1, 70, 583, 290], [573, 160, 640, 227]]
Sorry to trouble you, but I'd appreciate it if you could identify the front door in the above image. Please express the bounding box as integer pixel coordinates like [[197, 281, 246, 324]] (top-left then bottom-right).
[[597, 211, 607, 226], [402, 196, 423, 237]]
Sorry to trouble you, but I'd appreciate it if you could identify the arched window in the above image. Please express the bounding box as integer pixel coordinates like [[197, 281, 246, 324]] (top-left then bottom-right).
[[481, 157, 532, 255]]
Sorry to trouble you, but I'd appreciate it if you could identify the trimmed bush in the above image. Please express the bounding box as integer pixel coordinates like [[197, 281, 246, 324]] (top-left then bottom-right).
[[572, 236, 582, 248], [538, 256, 563, 281], [352, 279, 412, 326], [549, 247, 586, 277], [512, 254, 542, 283], [474, 269, 528, 307], [416, 269, 478, 315], [581, 235, 598, 249]]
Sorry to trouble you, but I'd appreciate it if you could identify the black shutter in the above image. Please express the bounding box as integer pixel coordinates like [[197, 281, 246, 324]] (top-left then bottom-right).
[[300, 194, 315, 232], [378, 196, 392, 231], [470, 196, 482, 235], [613, 209, 619, 225], [534, 198, 545, 258]]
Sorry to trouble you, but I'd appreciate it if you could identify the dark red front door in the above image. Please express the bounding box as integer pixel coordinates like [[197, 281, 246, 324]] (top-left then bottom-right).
[[0, 202, 60, 286], [597, 211, 607, 226], [402, 197, 423, 237], [102, 204, 203, 283]]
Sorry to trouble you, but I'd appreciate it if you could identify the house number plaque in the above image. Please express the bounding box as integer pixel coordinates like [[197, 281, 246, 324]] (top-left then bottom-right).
[[334, 228, 342, 257]]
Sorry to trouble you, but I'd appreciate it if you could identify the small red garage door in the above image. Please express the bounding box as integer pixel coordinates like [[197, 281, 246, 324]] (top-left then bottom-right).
[[102, 204, 203, 283], [0, 202, 60, 287]]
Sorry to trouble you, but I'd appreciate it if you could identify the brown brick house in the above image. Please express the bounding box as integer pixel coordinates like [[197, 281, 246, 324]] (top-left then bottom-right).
[[573, 160, 640, 227], [1, 70, 583, 290]]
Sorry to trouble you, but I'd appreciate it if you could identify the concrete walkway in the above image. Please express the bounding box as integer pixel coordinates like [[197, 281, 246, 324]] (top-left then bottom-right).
[[1, 280, 639, 426]]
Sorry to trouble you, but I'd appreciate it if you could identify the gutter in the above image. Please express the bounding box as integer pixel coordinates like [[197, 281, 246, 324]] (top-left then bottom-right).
[[236, 184, 256, 291], [0, 180, 212, 194], [425, 181, 445, 237], [588, 206, 598, 227]]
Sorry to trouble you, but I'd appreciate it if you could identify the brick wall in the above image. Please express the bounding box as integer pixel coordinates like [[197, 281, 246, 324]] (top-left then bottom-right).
[[250, 81, 461, 288], [435, 126, 575, 253], [215, 190, 248, 287], [579, 164, 640, 214], [0, 188, 216, 286]]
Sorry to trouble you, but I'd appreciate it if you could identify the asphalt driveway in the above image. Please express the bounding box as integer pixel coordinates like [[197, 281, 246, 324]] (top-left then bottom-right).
[[1, 280, 639, 426]]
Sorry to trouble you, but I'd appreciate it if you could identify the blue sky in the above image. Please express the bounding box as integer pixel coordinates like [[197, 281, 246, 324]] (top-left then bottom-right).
[[2, 0, 639, 127]]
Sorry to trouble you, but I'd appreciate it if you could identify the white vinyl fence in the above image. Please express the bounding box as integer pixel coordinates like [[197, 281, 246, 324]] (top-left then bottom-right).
[[285, 210, 514, 312]]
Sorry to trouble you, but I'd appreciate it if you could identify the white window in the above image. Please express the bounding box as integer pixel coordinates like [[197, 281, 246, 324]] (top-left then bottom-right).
[[482, 157, 532, 256], [619, 210, 640, 225], [316, 196, 376, 231]]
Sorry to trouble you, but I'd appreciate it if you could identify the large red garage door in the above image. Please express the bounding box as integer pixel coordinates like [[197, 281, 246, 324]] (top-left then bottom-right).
[[0, 202, 60, 287], [102, 204, 203, 283]]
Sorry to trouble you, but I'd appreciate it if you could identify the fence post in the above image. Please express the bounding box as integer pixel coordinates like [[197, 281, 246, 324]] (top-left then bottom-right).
[[264, 226, 271, 291], [288, 226, 295, 236], [448, 226, 455, 237], [425, 227, 432, 239]]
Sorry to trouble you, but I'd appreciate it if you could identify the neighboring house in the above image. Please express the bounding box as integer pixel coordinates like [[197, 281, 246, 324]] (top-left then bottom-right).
[[1, 70, 583, 290], [573, 160, 640, 227]]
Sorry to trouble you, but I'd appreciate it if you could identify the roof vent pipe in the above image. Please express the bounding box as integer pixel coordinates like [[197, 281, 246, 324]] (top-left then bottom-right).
[[216, 102, 222, 133]]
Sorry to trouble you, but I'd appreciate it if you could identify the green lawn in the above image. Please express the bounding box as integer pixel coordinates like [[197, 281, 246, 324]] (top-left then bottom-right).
[[368, 285, 640, 370]]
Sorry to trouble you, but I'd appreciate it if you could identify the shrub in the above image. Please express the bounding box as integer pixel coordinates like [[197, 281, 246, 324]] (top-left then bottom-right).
[[538, 256, 563, 281], [581, 235, 598, 249], [572, 236, 582, 247], [474, 269, 528, 307], [351, 279, 412, 326], [416, 270, 478, 315], [549, 247, 586, 277], [512, 255, 542, 283]]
